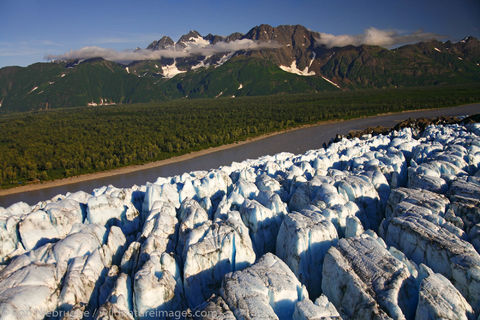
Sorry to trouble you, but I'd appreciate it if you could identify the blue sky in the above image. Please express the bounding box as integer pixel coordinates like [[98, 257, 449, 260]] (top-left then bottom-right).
[[1, 0, 479, 68]]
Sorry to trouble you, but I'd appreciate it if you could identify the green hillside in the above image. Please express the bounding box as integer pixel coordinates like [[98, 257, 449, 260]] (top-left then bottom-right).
[[0, 36, 479, 113], [163, 56, 338, 98]]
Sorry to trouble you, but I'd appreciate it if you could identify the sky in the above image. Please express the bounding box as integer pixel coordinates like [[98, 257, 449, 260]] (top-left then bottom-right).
[[0, 0, 479, 68]]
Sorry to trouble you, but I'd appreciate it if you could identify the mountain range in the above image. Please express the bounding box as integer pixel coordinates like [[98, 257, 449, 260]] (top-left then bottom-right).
[[1, 24, 479, 112]]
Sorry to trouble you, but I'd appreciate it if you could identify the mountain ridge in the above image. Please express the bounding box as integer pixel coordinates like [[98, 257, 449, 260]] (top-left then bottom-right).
[[0, 24, 479, 112]]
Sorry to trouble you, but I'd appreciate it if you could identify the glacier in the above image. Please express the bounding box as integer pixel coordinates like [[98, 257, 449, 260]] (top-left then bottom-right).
[[0, 121, 479, 319]]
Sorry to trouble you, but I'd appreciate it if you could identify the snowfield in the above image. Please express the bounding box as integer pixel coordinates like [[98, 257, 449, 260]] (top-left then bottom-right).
[[0, 121, 480, 319]]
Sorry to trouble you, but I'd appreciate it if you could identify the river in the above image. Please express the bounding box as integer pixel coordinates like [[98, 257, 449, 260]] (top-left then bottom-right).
[[1, 103, 478, 207]]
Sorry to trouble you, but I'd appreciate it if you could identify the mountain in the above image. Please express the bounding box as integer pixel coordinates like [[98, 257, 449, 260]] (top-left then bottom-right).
[[146, 36, 174, 50], [0, 24, 479, 112]]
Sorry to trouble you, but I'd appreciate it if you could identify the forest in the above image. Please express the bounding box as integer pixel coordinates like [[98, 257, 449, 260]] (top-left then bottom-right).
[[0, 84, 479, 188]]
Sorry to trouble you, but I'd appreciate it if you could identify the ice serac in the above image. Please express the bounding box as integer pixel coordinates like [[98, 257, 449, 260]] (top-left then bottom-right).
[[0, 222, 118, 319], [415, 272, 474, 320], [96, 272, 134, 320], [50, 224, 107, 276], [334, 174, 383, 231], [57, 248, 106, 314], [0, 213, 24, 264], [0, 202, 34, 263], [345, 215, 365, 238], [221, 252, 310, 320], [407, 167, 448, 194], [182, 210, 255, 308], [382, 187, 464, 239], [133, 251, 184, 318], [0, 223, 107, 303], [383, 213, 480, 313], [240, 198, 284, 255], [385, 187, 449, 219], [276, 209, 338, 298], [0, 263, 59, 320], [143, 182, 180, 213], [176, 198, 210, 261], [233, 177, 259, 199], [102, 225, 127, 267], [120, 241, 140, 274], [193, 294, 236, 320], [448, 179, 480, 251], [2, 223, 106, 279], [19, 198, 83, 251], [131, 198, 184, 318], [194, 170, 232, 202], [139, 201, 177, 262], [87, 191, 139, 235], [322, 234, 417, 320], [293, 295, 341, 320]]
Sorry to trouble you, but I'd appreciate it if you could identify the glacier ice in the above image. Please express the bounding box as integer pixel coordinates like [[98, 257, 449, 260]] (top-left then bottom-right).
[[19, 198, 83, 251], [133, 251, 184, 318], [193, 294, 236, 320], [322, 234, 417, 319], [221, 253, 310, 320], [0, 121, 479, 319], [293, 295, 340, 320], [276, 209, 338, 298], [383, 212, 480, 312], [182, 210, 255, 308], [416, 272, 474, 320]]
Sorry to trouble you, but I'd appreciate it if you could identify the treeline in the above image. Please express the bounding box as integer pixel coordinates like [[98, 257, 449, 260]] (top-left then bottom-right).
[[0, 84, 479, 188]]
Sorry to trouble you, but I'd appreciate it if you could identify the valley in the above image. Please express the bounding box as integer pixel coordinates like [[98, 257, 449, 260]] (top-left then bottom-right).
[[0, 85, 479, 193]]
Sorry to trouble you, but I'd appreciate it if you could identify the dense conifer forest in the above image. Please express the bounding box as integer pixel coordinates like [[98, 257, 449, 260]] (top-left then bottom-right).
[[0, 84, 479, 188]]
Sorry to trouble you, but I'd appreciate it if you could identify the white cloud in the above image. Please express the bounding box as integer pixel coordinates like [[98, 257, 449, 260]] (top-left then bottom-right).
[[45, 39, 280, 63], [316, 27, 444, 48]]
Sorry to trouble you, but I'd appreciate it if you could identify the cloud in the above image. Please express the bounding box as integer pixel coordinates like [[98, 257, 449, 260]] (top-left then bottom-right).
[[45, 39, 280, 63], [316, 27, 444, 48]]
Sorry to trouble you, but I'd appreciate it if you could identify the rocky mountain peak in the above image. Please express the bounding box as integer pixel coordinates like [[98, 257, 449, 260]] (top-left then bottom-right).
[[244, 24, 275, 41], [177, 30, 207, 48], [242, 24, 320, 73], [461, 36, 476, 43], [147, 36, 175, 50], [204, 33, 225, 44], [226, 32, 244, 42]]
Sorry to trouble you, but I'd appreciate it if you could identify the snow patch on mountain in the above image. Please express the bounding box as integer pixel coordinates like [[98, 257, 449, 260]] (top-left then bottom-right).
[[28, 86, 38, 94], [309, 52, 316, 68], [216, 53, 234, 67], [321, 76, 341, 88], [191, 59, 209, 70], [280, 61, 316, 76], [161, 61, 186, 78], [189, 36, 211, 47]]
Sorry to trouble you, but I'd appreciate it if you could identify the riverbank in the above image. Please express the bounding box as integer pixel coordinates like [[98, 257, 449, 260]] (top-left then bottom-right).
[[0, 103, 478, 200], [0, 118, 340, 196]]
